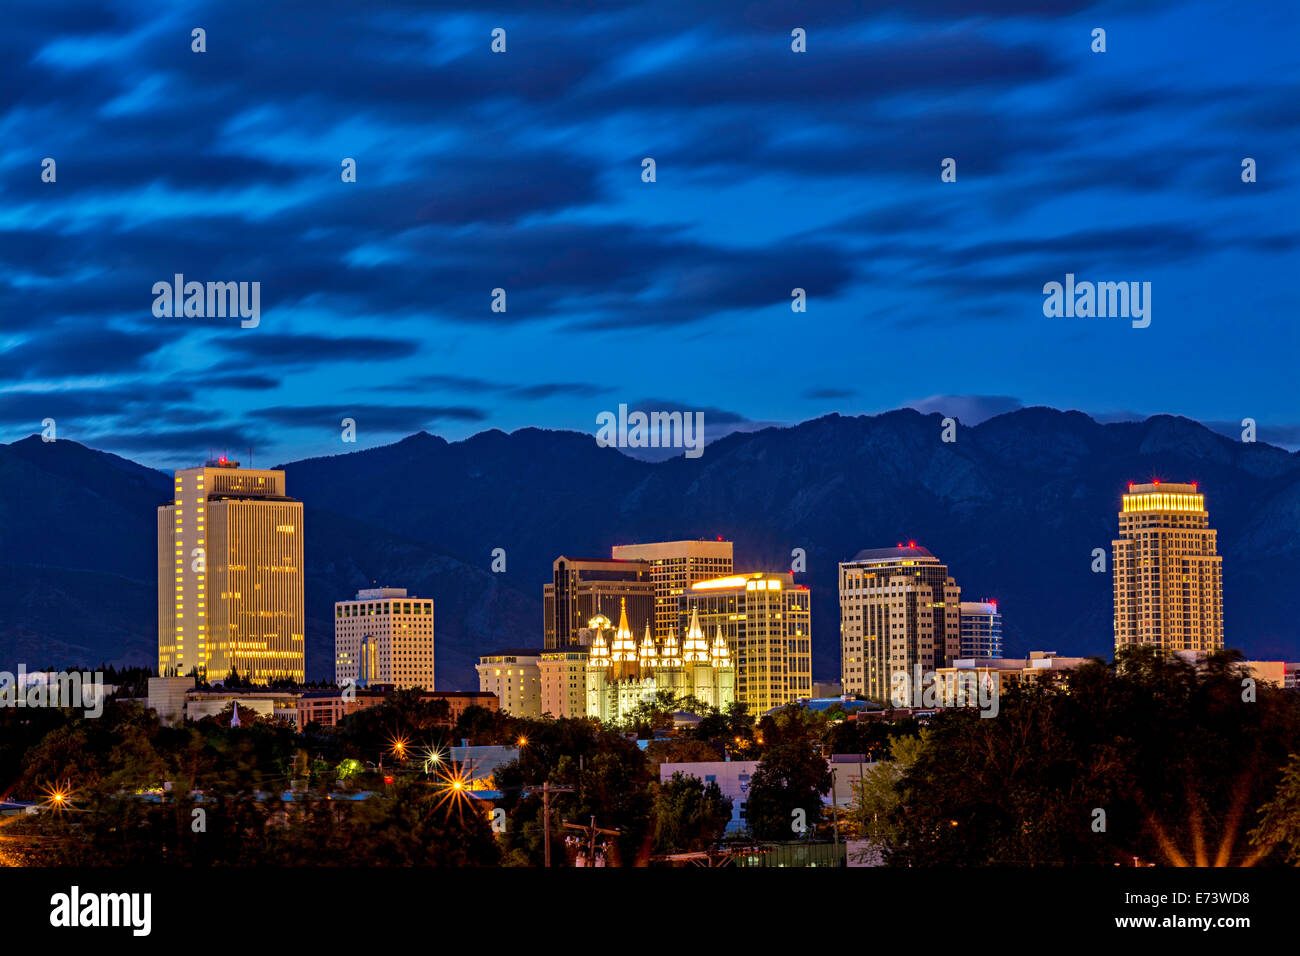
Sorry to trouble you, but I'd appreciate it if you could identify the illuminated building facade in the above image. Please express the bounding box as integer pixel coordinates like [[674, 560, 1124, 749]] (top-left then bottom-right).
[[157, 459, 304, 683], [838, 545, 961, 704], [543, 556, 654, 649], [334, 587, 435, 690], [1113, 481, 1223, 652], [476, 649, 543, 716], [585, 602, 735, 723], [679, 571, 812, 713], [959, 600, 1003, 659], [539, 647, 590, 717], [610, 539, 734, 641]]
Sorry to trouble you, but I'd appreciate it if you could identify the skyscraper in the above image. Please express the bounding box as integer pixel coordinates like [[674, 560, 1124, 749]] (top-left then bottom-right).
[[610, 539, 734, 640], [1112, 481, 1223, 652], [959, 600, 1003, 659], [680, 571, 811, 712], [334, 587, 435, 690], [839, 545, 961, 703], [543, 555, 654, 648], [157, 458, 304, 683]]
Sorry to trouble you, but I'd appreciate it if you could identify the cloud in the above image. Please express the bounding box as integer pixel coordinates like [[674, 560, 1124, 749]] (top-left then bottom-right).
[[211, 334, 420, 366], [0, 329, 168, 380]]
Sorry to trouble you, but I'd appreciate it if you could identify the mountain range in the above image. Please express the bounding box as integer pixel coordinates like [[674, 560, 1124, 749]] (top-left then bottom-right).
[[2, 407, 1298, 687]]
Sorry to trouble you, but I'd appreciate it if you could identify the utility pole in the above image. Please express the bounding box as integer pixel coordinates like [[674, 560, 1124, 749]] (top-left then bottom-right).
[[524, 781, 574, 867], [562, 815, 621, 866]]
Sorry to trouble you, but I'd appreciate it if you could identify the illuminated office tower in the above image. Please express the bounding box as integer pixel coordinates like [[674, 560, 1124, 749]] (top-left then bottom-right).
[[610, 539, 734, 641], [959, 600, 1003, 659], [335, 588, 435, 690], [838, 545, 961, 704], [1113, 482, 1223, 652], [157, 458, 304, 683], [679, 572, 812, 713], [543, 555, 654, 648]]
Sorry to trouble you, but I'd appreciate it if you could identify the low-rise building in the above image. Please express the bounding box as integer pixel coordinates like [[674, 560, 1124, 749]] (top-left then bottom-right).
[[297, 687, 497, 731], [935, 650, 1089, 704], [147, 679, 495, 730], [477, 650, 544, 717], [659, 754, 874, 832]]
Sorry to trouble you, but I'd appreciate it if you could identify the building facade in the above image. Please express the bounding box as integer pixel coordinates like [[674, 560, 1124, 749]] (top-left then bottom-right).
[[539, 647, 590, 718], [476, 650, 544, 717], [297, 687, 496, 731], [610, 539, 734, 640], [543, 556, 654, 649], [157, 458, 305, 683], [959, 600, 1003, 659], [838, 545, 961, 704], [585, 602, 735, 723], [680, 571, 812, 713], [334, 587, 435, 690], [935, 651, 1089, 705], [1112, 482, 1224, 652]]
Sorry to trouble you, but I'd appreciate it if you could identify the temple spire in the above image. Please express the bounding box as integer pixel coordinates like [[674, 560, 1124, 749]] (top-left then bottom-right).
[[682, 606, 709, 662], [710, 624, 730, 665], [639, 622, 658, 662]]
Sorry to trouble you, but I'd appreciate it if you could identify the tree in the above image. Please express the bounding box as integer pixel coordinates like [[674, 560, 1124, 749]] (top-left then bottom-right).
[[1251, 753, 1300, 864], [744, 738, 831, 841], [653, 772, 732, 854], [848, 731, 927, 855]]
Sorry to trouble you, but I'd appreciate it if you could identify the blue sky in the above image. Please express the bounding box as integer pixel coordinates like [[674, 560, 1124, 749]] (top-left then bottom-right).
[[1, 0, 1296, 467]]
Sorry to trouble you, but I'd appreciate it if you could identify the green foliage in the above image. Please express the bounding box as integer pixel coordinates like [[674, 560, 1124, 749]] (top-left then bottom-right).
[[878, 647, 1300, 865], [745, 736, 832, 841], [848, 731, 927, 852], [1250, 753, 1300, 864], [653, 772, 732, 854]]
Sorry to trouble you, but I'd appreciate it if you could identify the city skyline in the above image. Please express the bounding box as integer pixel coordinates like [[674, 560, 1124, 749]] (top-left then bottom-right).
[[143, 452, 1276, 695]]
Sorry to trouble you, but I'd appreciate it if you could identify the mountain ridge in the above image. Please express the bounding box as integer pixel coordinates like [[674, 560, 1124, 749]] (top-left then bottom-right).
[[2, 407, 1297, 686]]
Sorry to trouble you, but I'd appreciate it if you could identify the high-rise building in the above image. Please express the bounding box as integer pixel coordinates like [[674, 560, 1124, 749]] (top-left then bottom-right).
[[1112, 481, 1223, 652], [959, 600, 1003, 659], [157, 458, 304, 683], [543, 556, 654, 648], [839, 545, 961, 704], [334, 587, 435, 690], [680, 571, 812, 713], [610, 539, 734, 640]]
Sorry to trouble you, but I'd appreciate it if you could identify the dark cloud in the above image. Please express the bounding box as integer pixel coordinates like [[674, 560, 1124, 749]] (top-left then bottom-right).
[[0, 329, 168, 380], [0, 0, 1290, 468], [211, 334, 420, 365]]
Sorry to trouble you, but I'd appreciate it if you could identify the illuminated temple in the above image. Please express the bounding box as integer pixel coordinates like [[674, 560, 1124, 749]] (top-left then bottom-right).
[[585, 601, 735, 723]]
